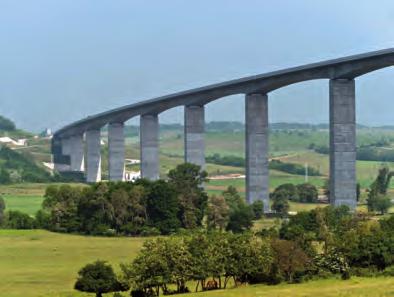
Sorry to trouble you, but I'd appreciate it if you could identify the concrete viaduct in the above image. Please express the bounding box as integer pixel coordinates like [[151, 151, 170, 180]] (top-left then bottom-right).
[[52, 48, 394, 212]]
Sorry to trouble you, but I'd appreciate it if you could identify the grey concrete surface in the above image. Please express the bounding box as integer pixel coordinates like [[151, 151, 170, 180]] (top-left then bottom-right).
[[245, 93, 269, 212], [140, 114, 159, 180], [329, 79, 356, 209], [86, 129, 101, 183], [108, 122, 125, 181], [53, 48, 394, 209], [55, 48, 394, 138], [184, 105, 205, 169], [69, 134, 84, 172]]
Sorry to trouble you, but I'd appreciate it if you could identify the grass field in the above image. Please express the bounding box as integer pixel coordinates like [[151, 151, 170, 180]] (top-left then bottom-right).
[[0, 230, 393, 297], [0, 229, 146, 297], [186, 277, 394, 297]]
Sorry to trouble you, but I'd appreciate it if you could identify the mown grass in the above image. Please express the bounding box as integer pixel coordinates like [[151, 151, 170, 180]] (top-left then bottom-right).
[[0, 229, 146, 297], [0, 230, 393, 297], [185, 277, 394, 297], [2, 195, 43, 216]]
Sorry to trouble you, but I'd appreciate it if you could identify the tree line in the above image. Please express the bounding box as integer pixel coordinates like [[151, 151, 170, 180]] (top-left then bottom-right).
[[0, 163, 263, 235], [206, 153, 320, 176], [74, 207, 394, 296]]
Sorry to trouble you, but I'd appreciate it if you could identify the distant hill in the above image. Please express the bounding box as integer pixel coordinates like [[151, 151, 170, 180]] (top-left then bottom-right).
[[117, 121, 377, 135], [0, 145, 54, 183], [0, 115, 32, 138]]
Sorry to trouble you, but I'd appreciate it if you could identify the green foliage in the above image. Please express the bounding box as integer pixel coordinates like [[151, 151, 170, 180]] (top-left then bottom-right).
[[222, 186, 253, 233], [75, 260, 127, 297], [143, 180, 180, 235], [206, 154, 320, 176], [272, 183, 299, 201], [272, 194, 289, 216], [0, 168, 11, 184], [0, 146, 53, 183], [206, 195, 229, 230], [270, 159, 320, 176], [168, 163, 208, 229], [296, 183, 318, 203], [251, 200, 264, 219], [5, 210, 35, 229], [121, 232, 273, 294], [271, 239, 310, 283], [0, 196, 5, 225], [0, 115, 16, 131], [367, 167, 393, 214]]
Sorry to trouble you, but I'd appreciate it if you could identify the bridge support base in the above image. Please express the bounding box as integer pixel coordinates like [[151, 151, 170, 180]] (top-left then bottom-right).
[[140, 114, 159, 180], [184, 105, 205, 169], [245, 93, 269, 212], [69, 134, 84, 172], [86, 129, 101, 183], [329, 79, 357, 209], [108, 122, 125, 181]]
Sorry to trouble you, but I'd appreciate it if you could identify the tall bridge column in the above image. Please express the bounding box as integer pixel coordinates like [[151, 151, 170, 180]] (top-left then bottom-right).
[[86, 129, 101, 183], [329, 79, 357, 209], [184, 105, 205, 169], [69, 134, 84, 172], [108, 122, 125, 181], [245, 93, 269, 212], [140, 114, 159, 180]]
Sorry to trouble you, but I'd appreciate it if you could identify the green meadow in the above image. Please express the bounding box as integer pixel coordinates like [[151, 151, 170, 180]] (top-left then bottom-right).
[[0, 230, 393, 297]]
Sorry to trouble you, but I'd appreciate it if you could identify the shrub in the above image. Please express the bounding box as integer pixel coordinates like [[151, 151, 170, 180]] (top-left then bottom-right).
[[6, 210, 35, 229], [296, 183, 318, 203], [382, 265, 394, 276]]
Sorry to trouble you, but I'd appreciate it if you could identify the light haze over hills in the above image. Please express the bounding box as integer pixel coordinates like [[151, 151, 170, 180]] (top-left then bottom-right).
[[1, 0, 394, 132]]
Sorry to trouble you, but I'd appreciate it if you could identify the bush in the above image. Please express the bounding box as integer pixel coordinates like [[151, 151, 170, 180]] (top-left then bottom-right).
[[140, 227, 161, 237], [382, 265, 394, 276], [6, 210, 35, 229], [296, 183, 318, 203]]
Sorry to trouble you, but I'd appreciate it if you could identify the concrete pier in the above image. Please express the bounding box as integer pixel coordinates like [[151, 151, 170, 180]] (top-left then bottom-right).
[[69, 134, 84, 172], [184, 105, 205, 169], [329, 79, 357, 209], [245, 93, 269, 212], [86, 129, 101, 183], [108, 122, 125, 181], [140, 114, 159, 180]]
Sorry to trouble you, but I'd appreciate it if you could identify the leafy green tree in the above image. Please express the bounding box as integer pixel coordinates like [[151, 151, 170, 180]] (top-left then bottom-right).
[[6, 210, 35, 229], [222, 186, 254, 233], [43, 184, 81, 232], [121, 239, 169, 296], [0, 115, 16, 131], [0, 196, 5, 225], [272, 183, 299, 202], [222, 186, 243, 210], [225, 233, 273, 286], [226, 203, 254, 233], [206, 195, 229, 230], [162, 237, 192, 293], [0, 168, 11, 184], [296, 183, 318, 203], [78, 184, 115, 235], [271, 239, 310, 283], [272, 193, 289, 217], [367, 168, 393, 214], [186, 232, 211, 291], [145, 180, 180, 235], [168, 163, 208, 229], [35, 209, 51, 229], [373, 194, 392, 215], [74, 260, 127, 297], [251, 200, 264, 219]]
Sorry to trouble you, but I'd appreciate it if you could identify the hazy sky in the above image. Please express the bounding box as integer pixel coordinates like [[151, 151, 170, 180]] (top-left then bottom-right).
[[1, 0, 394, 132]]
